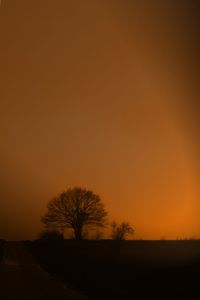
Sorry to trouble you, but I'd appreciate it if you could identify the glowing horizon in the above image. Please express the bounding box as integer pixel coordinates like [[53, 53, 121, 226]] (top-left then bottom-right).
[[0, 0, 199, 240]]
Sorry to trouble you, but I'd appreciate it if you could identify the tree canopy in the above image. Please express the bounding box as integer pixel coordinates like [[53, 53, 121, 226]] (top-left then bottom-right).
[[42, 187, 107, 240]]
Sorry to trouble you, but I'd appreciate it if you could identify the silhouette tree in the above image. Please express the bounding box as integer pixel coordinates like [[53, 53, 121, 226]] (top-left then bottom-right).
[[42, 187, 107, 240], [111, 221, 134, 240]]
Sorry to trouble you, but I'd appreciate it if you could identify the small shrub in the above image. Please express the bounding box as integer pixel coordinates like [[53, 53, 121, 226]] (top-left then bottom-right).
[[38, 229, 64, 241], [111, 221, 134, 240]]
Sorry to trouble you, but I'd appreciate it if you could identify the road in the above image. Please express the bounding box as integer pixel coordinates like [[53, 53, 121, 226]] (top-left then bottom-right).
[[0, 242, 89, 300]]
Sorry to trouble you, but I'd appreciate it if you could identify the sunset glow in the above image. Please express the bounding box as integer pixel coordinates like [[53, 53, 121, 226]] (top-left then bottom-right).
[[0, 0, 199, 240]]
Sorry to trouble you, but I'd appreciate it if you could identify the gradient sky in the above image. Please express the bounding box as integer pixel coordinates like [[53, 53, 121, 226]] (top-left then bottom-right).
[[0, 0, 199, 240]]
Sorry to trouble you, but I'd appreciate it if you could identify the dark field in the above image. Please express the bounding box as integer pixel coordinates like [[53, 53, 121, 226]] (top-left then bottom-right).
[[26, 240, 200, 299], [0, 240, 5, 262]]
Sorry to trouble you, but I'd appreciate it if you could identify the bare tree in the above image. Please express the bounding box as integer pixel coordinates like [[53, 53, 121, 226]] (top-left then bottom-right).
[[42, 187, 107, 240], [111, 221, 134, 240]]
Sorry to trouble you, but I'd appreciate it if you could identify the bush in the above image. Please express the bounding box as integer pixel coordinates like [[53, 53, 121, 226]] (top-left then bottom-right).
[[111, 221, 134, 240], [38, 230, 64, 241]]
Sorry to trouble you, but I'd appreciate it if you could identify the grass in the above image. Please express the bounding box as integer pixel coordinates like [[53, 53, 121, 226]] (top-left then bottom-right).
[[26, 239, 200, 299]]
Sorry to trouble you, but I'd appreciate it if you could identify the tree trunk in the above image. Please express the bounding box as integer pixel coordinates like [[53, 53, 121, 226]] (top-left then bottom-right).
[[74, 226, 83, 240]]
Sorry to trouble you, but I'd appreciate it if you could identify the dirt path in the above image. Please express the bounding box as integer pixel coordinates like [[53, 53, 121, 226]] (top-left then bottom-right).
[[0, 242, 89, 300]]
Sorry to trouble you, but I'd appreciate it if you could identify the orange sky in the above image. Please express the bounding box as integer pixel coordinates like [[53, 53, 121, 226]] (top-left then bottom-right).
[[0, 0, 199, 240]]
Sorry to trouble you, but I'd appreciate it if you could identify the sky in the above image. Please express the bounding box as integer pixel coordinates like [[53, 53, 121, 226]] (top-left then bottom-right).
[[0, 0, 199, 240]]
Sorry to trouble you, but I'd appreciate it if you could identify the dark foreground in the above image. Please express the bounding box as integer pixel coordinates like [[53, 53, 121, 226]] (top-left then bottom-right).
[[27, 240, 200, 299], [0, 239, 4, 262], [0, 242, 88, 300]]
